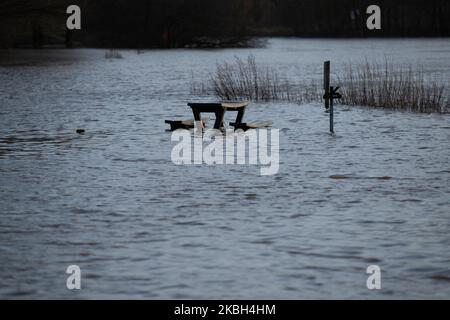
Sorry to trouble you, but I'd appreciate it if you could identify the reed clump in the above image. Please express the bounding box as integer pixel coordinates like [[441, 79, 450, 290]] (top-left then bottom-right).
[[337, 60, 449, 113], [212, 55, 291, 102], [192, 55, 317, 103], [105, 49, 123, 59]]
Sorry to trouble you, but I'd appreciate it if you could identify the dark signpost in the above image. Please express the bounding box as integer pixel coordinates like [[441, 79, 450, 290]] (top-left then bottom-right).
[[323, 61, 342, 134]]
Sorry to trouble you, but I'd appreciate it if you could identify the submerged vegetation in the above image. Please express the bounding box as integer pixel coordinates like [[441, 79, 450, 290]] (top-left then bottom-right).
[[337, 61, 449, 113], [210, 55, 292, 102], [104, 49, 123, 59], [191, 55, 319, 103], [192, 55, 449, 113]]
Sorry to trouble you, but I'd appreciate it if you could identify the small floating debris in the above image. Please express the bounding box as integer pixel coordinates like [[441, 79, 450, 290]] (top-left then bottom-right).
[[76, 129, 86, 135], [329, 175, 349, 180], [431, 275, 450, 283], [245, 193, 257, 200], [376, 176, 393, 180]]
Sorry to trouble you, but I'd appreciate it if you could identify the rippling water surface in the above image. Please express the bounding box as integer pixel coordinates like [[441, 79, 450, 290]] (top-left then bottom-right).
[[0, 39, 450, 299]]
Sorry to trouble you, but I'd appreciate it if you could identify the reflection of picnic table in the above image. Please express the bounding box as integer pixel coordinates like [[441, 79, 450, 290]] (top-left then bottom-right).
[[165, 101, 272, 131]]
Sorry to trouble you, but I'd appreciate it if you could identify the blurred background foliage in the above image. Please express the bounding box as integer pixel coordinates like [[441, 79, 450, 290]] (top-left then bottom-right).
[[0, 0, 449, 49]]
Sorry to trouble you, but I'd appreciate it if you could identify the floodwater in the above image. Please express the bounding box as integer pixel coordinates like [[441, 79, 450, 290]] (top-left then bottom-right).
[[0, 39, 449, 299]]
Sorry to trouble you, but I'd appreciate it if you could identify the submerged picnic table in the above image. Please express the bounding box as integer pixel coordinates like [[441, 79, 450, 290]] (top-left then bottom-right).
[[166, 101, 272, 131], [188, 101, 249, 130]]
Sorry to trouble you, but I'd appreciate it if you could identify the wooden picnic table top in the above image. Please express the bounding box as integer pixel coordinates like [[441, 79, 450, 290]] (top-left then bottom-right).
[[188, 101, 249, 110]]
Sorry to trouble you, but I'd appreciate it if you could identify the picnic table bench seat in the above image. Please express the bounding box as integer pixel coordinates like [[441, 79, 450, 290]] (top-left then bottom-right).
[[165, 118, 208, 131], [229, 121, 273, 131]]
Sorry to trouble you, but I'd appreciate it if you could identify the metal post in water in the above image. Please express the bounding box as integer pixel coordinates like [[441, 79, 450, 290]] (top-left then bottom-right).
[[323, 61, 341, 134], [324, 61, 330, 111], [330, 86, 334, 134]]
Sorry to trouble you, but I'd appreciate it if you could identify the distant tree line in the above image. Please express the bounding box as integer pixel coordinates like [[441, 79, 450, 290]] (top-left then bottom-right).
[[80, 0, 251, 48], [1, 0, 449, 48], [0, 0, 72, 48], [268, 0, 450, 37]]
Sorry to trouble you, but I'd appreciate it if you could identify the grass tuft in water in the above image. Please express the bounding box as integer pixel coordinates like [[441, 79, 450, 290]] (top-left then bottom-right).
[[337, 60, 449, 113], [105, 49, 123, 59], [191, 55, 319, 103]]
